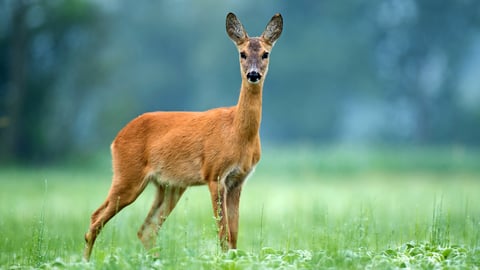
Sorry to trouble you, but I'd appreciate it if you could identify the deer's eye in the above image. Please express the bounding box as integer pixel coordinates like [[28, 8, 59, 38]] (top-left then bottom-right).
[[262, 52, 269, 59], [240, 52, 247, 59]]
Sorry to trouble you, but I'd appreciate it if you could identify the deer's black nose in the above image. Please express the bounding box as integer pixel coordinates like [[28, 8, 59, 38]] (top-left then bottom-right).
[[246, 71, 261, 83]]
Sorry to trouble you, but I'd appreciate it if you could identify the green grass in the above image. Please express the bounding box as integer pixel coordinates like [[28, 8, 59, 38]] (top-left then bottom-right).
[[1, 147, 479, 269]]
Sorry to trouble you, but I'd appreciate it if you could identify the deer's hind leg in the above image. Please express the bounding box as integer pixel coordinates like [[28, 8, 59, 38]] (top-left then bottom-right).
[[137, 182, 186, 250], [84, 172, 149, 260]]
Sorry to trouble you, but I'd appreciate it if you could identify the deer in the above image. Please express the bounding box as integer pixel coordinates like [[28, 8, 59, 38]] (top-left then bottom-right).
[[83, 12, 283, 261]]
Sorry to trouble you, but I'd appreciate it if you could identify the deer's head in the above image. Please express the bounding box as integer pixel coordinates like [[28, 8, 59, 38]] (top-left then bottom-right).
[[226, 13, 283, 85]]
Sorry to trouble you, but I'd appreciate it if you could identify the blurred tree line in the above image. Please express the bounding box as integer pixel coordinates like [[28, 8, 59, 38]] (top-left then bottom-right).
[[1, 0, 480, 164]]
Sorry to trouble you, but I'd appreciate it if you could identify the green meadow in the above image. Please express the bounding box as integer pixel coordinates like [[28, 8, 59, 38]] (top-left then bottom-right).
[[1, 147, 479, 269]]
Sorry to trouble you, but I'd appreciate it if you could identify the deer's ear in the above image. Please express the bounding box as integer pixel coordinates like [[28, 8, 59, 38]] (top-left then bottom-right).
[[226, 12, 248, 45], [261, 13, 283, 46]]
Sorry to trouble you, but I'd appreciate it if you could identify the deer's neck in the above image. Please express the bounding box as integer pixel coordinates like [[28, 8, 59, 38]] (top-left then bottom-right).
[[234, 80, 263, 141]]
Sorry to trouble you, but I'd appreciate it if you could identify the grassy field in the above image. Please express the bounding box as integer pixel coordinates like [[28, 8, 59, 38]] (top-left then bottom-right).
[[1, 147, 479, 269]]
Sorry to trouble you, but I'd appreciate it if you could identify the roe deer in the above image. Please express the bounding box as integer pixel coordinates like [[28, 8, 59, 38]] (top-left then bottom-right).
[[83, 12, 283, 261]]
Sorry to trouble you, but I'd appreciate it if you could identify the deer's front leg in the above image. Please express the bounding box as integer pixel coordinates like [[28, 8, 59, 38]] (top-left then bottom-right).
[[208, 181, 229, 250], [225, 180, 243, 249]]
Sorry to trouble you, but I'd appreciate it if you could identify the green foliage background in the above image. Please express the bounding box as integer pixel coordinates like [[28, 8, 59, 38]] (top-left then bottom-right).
[[1, 0, 480, 163]]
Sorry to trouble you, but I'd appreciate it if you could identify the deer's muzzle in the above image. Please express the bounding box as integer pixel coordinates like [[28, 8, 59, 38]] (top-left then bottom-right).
[[246, 71, 261, 84]]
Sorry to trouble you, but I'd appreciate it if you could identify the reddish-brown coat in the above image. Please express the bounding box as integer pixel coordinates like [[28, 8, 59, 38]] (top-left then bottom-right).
[[83, 12, 282, 261]]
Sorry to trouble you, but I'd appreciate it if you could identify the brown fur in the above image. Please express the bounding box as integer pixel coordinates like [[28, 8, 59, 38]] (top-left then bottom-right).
[[83, 12, 282, 261]]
